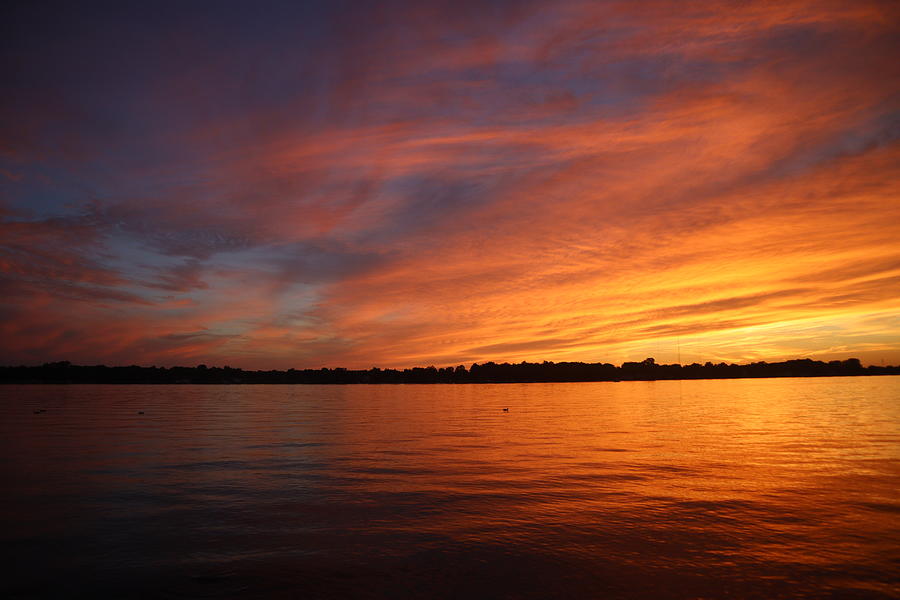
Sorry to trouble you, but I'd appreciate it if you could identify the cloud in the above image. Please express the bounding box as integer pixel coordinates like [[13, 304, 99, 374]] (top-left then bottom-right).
[[1, 0, 898, 367]]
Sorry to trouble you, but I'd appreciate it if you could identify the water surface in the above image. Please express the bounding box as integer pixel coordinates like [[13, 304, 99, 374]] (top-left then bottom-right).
[[3, 377, 899, 598]]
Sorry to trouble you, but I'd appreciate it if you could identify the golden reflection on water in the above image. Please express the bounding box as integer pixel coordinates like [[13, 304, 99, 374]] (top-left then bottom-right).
[[2, 377, 899, 598]]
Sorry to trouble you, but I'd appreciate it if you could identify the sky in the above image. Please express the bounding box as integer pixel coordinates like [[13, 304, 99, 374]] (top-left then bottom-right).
[[2, 0, 899, 369]]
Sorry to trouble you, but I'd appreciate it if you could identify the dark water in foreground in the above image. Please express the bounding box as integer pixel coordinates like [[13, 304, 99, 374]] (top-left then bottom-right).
[[2, 378, 899, 599]]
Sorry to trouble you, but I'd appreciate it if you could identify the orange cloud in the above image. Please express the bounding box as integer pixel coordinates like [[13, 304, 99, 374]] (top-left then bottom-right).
[[1, 0, 898, 368]]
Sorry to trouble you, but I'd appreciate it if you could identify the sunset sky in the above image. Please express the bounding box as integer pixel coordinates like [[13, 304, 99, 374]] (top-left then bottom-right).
[[2, 0, 899, 369]]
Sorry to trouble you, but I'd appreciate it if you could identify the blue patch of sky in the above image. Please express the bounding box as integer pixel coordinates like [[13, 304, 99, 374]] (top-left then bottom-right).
[[382, 46, 742, 133], [0, 164, 98, 218], [355, 172, 501, 245], [764, 108, 900, 182], [4, 0, 340, 196]]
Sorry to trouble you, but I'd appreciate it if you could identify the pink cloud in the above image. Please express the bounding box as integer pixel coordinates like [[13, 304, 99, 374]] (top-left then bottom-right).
[[1, 0, 898, 368]]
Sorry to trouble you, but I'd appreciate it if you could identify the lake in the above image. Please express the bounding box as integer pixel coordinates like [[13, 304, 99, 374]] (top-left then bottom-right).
[[2, 377, 899, 599]]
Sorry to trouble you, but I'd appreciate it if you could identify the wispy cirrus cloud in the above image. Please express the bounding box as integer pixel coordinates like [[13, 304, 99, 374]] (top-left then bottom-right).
[[1, 0, 898, 368]]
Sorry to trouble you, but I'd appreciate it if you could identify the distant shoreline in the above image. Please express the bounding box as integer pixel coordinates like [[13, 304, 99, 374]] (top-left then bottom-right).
[[2, 374, 898, 385], [2, 358, 898, 384]]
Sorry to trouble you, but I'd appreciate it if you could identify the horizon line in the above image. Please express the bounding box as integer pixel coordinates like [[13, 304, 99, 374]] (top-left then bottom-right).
[[3, 356, 895, 371]]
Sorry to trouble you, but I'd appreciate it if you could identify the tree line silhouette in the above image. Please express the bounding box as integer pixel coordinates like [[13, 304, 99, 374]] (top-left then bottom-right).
[[1, 357, 897, 384]]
